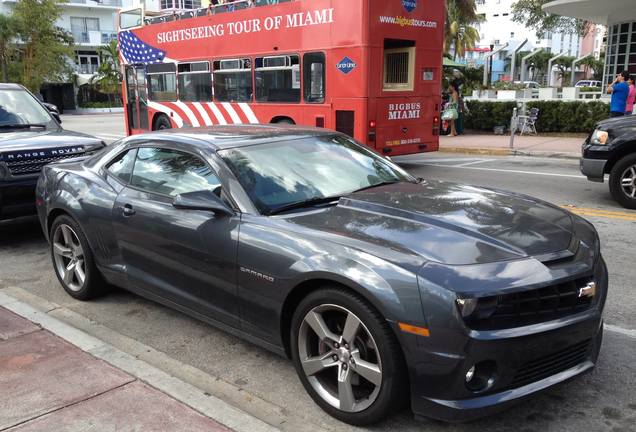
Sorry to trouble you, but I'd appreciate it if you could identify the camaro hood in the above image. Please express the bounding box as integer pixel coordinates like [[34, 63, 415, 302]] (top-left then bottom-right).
[[0, 129, 103, 152], [287, 181, 574, 266]]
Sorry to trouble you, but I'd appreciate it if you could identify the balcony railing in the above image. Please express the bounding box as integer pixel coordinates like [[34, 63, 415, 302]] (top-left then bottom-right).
[[77, 64, 100, 75], [73, 30, 117, 45], [68, 0, 122, 7]]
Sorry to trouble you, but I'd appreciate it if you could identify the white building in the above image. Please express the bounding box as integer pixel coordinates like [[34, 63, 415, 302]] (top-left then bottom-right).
[[465, 0, 583, 83], [0, 0, 121, 109]]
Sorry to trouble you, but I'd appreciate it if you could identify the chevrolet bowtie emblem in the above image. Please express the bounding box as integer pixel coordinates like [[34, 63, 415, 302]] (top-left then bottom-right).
[[578, 281, 597, 298]]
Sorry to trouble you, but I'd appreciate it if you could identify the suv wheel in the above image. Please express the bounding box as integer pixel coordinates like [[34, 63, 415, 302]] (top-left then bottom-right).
[[609, 154, 636, 209], [154, 114, 172, 130], [50, 215, 108, 300], [290, 288, 407, 425]]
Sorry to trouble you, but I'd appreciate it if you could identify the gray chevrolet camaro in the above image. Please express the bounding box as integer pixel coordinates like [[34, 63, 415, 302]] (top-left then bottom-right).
[[36, 126, 607, 425]]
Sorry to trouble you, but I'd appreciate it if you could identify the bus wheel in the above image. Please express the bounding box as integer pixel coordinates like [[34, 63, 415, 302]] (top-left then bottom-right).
[[272, 117, 295, 125], [153, 114, 172, 130]]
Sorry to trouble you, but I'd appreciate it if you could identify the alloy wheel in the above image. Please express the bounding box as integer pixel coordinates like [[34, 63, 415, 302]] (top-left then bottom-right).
[[620, 164, 636, 199], [52, 224, 86, 292], [297, 304, 382, 413]]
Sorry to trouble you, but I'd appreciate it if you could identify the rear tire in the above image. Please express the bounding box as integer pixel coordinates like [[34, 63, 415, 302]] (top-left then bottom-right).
[[50, 215, 108, 300], [290, 287, 407, 425], [153, 114, 172, 130], [609, 154, 636, 209]]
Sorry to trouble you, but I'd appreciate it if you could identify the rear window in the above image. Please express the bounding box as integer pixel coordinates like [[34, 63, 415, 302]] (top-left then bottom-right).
[[383, 40, 416, 92]]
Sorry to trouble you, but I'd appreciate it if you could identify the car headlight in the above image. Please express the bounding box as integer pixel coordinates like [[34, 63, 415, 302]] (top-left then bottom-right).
[[590, 129, 609, 145]]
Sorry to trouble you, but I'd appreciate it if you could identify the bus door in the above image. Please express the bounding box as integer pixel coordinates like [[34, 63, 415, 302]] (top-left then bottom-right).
[[125, 65, 149, 133]]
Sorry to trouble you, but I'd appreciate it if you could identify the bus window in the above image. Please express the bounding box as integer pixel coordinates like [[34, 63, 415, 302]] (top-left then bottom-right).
[[178, 61, 212, 102], [303, 52, 325, 104], [213, 58, 252, 102], [255, 55, 300, 103], [147, 63, 177, 101], [383, 39, 416, 92]]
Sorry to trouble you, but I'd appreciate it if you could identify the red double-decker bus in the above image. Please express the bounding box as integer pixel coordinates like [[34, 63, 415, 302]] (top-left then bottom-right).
[[118, 0, 444, 156]]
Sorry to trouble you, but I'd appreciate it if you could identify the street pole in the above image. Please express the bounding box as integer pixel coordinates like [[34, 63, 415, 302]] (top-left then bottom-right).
[[571, 54, 593, 86], [488, 44, 494, 87], [483, 43, 509, 87], [520, 48, 544, 82]]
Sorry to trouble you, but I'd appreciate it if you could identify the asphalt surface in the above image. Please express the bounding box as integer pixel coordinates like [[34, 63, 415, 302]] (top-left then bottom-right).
[[2, 117, 636, 432]]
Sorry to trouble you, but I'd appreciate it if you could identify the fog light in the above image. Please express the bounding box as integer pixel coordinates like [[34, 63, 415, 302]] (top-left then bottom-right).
[[465, 360, 497, 392], [465, 365, 475, 383]]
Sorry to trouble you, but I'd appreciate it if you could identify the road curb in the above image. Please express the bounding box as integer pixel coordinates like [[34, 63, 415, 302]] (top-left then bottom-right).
[[439, 146, 580, 160], [0, 290, 281, 432]]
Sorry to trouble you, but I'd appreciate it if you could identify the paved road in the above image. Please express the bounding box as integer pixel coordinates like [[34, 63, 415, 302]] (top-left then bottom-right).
[[61, 114, 126, 143], [2, 123, 636, 431]]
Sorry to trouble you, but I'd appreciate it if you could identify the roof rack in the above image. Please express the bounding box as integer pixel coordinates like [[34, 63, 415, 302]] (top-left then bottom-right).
[[143, 0, 293, 26]]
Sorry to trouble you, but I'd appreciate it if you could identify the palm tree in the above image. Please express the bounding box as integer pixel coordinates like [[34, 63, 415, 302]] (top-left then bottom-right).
[[0, 14, 19, 82], [445, 1, 483, 60], [90, 40, 122, 106]]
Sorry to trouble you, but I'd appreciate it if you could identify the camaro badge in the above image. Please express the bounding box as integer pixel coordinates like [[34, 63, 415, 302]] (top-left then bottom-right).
[[578, 281, 597, 298]]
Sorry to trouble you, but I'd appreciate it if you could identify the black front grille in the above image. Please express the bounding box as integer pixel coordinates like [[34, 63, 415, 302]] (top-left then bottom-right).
[[465, 276, 595, 330], [6, 153, 85, 176], [511, 339, 592, 388]]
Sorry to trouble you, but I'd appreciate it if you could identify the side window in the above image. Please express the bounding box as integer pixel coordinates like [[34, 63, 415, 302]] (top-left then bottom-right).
[[131, 148, 221, 196], [147, 63, 177, 101], [178, 61, 212, 102], [303, 52, 325, 103], [107, 149, 137, 184], [213, 58, 252, 102], [255, 54, 300, 102]]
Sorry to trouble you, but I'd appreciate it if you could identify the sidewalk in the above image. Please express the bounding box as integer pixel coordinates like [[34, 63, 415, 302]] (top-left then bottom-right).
[[439, 134, 586, 159], [0, 305, 234, 432]]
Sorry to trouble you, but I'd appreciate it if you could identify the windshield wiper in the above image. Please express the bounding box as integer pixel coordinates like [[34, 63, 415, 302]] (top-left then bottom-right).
[[0, 123, 47, 129], [349, 180, 403, 194], [269, 196, 341, 216]]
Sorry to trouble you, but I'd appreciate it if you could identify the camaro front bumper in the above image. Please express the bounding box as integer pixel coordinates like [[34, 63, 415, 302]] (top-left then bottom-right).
[[401, 258, 607, 422]]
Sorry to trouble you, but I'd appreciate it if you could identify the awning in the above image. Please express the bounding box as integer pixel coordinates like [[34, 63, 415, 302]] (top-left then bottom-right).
[[543, 0, 636, 25]]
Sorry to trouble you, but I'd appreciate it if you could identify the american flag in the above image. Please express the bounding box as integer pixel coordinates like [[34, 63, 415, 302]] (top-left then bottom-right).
[[119, 31, 166, 64]]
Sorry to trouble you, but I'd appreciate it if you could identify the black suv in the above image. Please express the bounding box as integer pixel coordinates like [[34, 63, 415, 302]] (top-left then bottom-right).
[[581, 115, 636, 209], [0, 83, 105, 220]]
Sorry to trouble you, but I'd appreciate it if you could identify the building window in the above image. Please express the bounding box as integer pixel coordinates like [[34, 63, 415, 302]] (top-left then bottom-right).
[[255, 55, 301, 103], [178, 62, 212, 102], [213, 58, 252, 102], [147, 63, 177, 102], [76, 52, 100, 75], [160, 0, 201, 9], [70, 17, 100, 44]]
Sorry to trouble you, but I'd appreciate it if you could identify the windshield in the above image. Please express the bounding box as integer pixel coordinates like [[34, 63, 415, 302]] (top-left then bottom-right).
[[219, 134, 414, 214], [0, 89, 54, 128]]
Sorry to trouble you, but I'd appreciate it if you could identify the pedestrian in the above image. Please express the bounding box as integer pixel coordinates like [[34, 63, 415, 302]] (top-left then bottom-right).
[[607, 70, 630, 118], [454, 83, 465, 135], [626, 77, 635, 116], [442, 84, 460, 136]]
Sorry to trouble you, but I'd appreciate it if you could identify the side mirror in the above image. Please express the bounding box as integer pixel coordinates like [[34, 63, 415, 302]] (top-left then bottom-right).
[[43, 103, 61, 124], [172, 189, 233, 216]]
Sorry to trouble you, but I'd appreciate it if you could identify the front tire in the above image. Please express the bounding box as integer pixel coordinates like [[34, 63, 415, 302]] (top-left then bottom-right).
[[50, 215, 108, 300], [609, 154, 636, 209], [290, 288, 407, 425], [153, 114, 172, 130]]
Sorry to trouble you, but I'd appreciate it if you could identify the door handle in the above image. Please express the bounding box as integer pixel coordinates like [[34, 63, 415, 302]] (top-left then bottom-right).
[[121, 204, 136, 217]]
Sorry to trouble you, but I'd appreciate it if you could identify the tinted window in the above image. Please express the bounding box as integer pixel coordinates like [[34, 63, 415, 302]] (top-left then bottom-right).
[[107, 149, 137, 183], [147, 63, 177, 102], [178, 61, 212, 102], [255, 55, 300, 102], [131, 148, 221, 196], [213, 58, 252, 102], [219, 135, 413, 214], [303, 52, 325, 103]]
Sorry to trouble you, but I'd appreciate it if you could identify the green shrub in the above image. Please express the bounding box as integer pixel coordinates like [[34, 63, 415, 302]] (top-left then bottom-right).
[[78, 101, 123, 109], [464, 100, 610, 133]]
